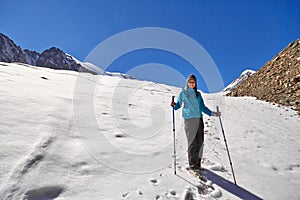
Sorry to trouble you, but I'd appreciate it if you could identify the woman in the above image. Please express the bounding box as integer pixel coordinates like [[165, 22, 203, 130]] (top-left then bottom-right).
[[171, 74, 221, 172]]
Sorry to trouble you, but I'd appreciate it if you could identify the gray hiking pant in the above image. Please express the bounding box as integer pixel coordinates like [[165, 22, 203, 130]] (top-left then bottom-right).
[[184, 117, 204, 169]]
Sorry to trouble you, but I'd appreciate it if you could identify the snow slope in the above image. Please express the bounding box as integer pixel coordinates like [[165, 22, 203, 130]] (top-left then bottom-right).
[[0, 62, 299, 200]]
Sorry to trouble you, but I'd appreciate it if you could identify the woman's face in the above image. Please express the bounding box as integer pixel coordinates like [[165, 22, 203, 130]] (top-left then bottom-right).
[[187, 80, 196, 89]]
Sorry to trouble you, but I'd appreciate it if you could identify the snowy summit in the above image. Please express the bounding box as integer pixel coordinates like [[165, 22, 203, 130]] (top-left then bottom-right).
[[223, 70, 256, 92]]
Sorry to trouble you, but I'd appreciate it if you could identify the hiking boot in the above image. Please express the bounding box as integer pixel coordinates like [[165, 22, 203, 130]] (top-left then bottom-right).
[[199, 163, 202, 171], [192, 168, 201, 174]]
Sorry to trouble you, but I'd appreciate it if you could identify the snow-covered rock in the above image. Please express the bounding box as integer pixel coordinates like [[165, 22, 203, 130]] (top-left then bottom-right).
[[67, 54, 134, 79], [223, 69, 256, 92]]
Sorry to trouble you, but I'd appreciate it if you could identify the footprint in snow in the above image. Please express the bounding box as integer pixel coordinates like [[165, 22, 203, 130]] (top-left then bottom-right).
[[23, 186, 64, 200], [137, 189, 143, 195], [168, 189, 177, 196], [177, 165, 184, 171], [72, 161, 88, 168], [164, 189, 178, 198], [208, 164, 227, 172], [150, 178, 159, 186], [213, 136, 220, 140], [122, 192, 130, 198], [114, 132, 126, 138], [72, 161, 92, 175], [181, 188, 195, 200], [286, 164, 300, 171]]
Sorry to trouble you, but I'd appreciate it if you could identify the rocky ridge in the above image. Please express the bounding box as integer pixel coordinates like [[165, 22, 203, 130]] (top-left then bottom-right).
[[0, 33, 98, 74], [227, 39, 300, 114]]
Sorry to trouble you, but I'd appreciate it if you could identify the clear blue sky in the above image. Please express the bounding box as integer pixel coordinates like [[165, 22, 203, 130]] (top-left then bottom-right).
[[1, 0, 299, 92]]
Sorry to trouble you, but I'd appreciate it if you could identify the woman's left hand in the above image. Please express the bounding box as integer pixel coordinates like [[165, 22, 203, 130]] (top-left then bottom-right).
[[214, 111, 221, 117]]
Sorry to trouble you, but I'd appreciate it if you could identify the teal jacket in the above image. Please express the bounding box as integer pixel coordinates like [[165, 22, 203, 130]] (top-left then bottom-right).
[[174, 87, 213, 119]]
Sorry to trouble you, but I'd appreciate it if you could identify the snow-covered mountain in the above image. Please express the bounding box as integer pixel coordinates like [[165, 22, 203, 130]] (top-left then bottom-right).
[[223, 70, 256, 92], [67, 54, 133, 79], [0, 62, 299, 200], [0, 33, 133, 79]]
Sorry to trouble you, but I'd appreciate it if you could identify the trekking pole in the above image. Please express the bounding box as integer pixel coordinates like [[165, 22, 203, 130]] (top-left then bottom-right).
[[172, 96, 177, 175], [216, 106, 237, 185]]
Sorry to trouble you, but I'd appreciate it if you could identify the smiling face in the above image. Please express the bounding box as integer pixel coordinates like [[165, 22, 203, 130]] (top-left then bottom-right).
[[187, 80, 196, 89]]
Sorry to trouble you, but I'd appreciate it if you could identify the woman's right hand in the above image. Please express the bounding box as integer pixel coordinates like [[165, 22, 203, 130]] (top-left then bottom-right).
[[170, 102, 176, 107]]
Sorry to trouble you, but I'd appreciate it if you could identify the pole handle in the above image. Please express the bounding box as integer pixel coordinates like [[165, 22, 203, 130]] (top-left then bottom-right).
[[172, 96, 175, 102], [216, 106, 220, 112]]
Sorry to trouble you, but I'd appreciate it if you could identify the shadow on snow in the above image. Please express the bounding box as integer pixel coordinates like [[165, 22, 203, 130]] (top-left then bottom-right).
[[201, 168, 263, 200]]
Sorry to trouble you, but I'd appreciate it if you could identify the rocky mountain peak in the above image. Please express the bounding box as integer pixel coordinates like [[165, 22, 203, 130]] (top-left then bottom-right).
[[0, 33, 27, 63], [0, 33, 95, 74], [36, 47, 79, 71]]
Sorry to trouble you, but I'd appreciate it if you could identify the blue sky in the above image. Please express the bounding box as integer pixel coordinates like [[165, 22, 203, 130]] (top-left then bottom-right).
[[1, 0, 299, 92]]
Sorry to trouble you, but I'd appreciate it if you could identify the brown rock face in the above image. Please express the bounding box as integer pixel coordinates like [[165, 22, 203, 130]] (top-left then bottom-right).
[[227, 39, 300, 114]]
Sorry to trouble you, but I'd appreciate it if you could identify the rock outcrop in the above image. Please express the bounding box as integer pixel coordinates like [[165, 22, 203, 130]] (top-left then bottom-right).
[[227, 39, 300, 114]]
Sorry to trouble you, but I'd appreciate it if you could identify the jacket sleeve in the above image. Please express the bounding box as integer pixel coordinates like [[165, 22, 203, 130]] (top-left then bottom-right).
[[174, 91, 183, 110], [199, 93, 213, 116]]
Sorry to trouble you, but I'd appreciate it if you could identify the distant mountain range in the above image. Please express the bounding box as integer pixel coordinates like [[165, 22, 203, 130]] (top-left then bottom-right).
[[0, 33, 133, 79], [0, 32, 254, 89]]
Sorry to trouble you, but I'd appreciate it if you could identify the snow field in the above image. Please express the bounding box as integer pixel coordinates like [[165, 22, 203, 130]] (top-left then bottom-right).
[[0, 62, 299, 200]]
